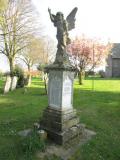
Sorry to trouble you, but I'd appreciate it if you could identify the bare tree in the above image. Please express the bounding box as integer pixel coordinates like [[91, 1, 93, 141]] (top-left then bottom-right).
[[0, 0, 41, 80], [18, 35, 46, 86], [37, 37, 56, 94], [0, 0, 8, 10]]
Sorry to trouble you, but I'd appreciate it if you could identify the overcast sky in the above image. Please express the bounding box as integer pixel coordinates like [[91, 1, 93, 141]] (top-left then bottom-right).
[[1, 0, 120, 71]]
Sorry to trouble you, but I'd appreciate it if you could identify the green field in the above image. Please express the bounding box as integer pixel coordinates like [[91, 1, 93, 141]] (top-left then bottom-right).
[[0, 77, 120, 160]]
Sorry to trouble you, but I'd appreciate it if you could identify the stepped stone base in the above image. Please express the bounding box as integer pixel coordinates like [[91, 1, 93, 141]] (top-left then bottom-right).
[[40, 107, 85, 145]]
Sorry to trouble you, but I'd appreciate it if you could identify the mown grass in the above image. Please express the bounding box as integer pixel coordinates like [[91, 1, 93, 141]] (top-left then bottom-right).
[[71, 78, 120, 160], [0, 77, 120, 160], [0, 78, 47, 160]]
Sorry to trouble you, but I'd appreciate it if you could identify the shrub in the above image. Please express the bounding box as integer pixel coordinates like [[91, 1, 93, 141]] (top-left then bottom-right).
[[99, 70, 105, 78], [20, 130, 46, 159], [85, 71, 95, 77], [13, 65, 26, 88]]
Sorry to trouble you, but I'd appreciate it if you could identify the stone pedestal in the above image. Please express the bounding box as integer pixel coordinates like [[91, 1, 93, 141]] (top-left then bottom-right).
[[40, 65, 85, 145], [40, 107, 84, 145], [48, 70, 74, 111]]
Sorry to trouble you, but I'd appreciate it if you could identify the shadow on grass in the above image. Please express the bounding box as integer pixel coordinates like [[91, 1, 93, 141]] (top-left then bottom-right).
[[74, 87, 120, 107], [0, 84, 47, 160], [85, 77, 120, 80]]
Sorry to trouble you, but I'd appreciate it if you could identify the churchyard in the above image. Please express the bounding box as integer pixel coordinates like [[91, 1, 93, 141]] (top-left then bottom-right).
[[0, 77, 120, 160], [0, 1, 120, 160]]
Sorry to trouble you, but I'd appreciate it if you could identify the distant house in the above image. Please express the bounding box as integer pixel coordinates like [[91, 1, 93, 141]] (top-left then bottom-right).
[[105, 43, 120, 77]]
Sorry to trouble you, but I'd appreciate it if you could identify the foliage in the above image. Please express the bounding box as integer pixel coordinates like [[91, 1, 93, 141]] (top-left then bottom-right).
[[99, 70, 105, 78], [13, 65, 26, 88], [37, 63, 45, 72], [13, 65, 24, 77], [0, 0, 8, 10], [20, 130, 46, 158], [67, 36, 111, 72], [67, 36, 112, 84], [85, 70, 95, 77]]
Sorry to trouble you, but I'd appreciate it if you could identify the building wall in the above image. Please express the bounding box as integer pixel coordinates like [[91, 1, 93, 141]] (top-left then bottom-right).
[[112, 58, 120, 77], [105, 54, 112, 77], [105, 43, 120, 78]]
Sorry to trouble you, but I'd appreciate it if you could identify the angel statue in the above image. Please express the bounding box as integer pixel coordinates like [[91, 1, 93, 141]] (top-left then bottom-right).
[[48, 7, 78, 51]]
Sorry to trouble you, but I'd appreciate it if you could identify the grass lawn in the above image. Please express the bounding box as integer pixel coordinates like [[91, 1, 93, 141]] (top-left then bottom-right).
[[0, 77, 120, 160]]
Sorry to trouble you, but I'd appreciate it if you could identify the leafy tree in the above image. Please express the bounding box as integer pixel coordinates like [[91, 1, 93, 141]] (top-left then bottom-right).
[[18, 35, 46, 86]]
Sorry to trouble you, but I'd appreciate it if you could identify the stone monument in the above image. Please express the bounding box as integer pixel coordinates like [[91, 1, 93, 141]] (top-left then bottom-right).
[[4, 76, 12, 94], [40, 7, 85, 145], [11, 76, 18, 91]]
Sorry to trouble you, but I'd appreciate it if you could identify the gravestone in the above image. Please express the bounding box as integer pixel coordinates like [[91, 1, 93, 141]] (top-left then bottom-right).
[[40, 7, 85, 145], [4, 76, 12, 94], [11, 76, 18, 91]]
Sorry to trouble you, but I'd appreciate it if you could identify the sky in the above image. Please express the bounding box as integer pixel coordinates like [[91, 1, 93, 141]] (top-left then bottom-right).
[[32, 0, 120, 42], [1, 0, 120, 71]]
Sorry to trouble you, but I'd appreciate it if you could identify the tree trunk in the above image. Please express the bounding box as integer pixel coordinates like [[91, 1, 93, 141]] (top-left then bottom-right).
[[9, 57, 15, 90], [43, 73, 48, 95], [9, 57, 14, 77], [78, 70, 84, 85], [27, 74, 31, 86], [27, 66, 31, 86]]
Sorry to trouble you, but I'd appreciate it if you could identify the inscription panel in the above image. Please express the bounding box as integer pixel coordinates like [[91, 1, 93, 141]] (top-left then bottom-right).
[[62, 78, 72, 108], [49, 76, 61, 108]]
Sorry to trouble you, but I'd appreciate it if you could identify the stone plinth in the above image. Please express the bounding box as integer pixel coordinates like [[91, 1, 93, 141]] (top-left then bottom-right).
[[40, 64, 85, 145], [40, 107, 84, 145]]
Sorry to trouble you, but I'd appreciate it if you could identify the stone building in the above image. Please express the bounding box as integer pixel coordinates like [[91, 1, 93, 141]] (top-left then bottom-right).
[[105, 43, 120, 77]]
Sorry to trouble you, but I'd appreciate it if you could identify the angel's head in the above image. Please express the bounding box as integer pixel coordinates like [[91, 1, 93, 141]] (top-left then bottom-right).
[[56, 12, 64, 21]]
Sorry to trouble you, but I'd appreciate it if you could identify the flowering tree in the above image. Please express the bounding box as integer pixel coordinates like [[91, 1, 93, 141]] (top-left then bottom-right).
[[67, 36, 111, 84]]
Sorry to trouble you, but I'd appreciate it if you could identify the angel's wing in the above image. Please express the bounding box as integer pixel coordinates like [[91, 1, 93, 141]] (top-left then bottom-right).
[[66, 7, 78, 31]]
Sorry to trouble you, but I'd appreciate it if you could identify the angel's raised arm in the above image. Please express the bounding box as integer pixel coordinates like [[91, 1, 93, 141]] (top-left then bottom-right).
[[48, 8, 55, 22]]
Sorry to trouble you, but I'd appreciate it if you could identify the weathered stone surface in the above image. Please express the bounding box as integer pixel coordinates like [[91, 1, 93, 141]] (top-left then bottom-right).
[[48, 7, 78, 65], [105, 43, 120, 77], [48, 70, 74, 111], [36, 128, 96, 160], [3, 76, 12, 93], [105, 54, 112, 77], [11, 76, 18, 91], [40, 107, 85, 145], [37, 130, 47, 140], [18, 129, 32, 137]]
